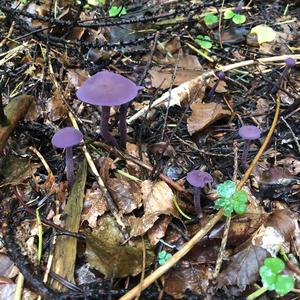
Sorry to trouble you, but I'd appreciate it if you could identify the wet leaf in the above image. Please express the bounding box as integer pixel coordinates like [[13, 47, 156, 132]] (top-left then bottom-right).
[[187, 102, 231, 135], [218, 246, 268, 294], [107, 177, 142, 213], [85, 214, 155, 278], [147, 215, 172, 245], [164, 263, 213, 298], [0, 155, 39, 187]]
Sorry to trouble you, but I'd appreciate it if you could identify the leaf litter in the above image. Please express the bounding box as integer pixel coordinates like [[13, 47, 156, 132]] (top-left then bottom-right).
[[0, 0, 300, 299]]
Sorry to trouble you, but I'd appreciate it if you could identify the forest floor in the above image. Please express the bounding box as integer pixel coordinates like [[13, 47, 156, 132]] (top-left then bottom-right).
[[0, 0, 300, 299]]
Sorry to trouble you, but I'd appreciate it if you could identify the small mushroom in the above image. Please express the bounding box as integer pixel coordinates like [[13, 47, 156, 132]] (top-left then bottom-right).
[[207, 71, 226, 99], [186, 170, 213, 218], [238, 125, 261, 169], [76, 70, 143, 150], [51, 127, 83, 189], [271, 57, 296, 94]]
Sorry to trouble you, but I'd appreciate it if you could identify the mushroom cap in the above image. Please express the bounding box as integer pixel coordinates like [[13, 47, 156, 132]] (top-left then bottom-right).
[[51, 127, 83, 148], [76, 70, 143, 106], [187, 170, 213, 188], [216, 71, 225, 80], [238, 125, 261, 140], [285, 57, 296, 68]]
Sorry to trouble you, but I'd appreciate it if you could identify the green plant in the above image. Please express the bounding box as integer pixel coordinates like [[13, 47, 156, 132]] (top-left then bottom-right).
[[158, 251, 172, 265], [109, 6, 127, 17], [214, 180, 248, 216], [204, 13, 218, 26], [247, 257, 295, 299], [224, 8, 246, 25], [195, 35, 213, 50]]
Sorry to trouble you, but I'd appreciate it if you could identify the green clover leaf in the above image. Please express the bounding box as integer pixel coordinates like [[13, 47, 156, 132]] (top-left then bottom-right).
[[195, 35, 212, 49], [275, 274, 295, 296], [217, 180, 236, 198], [260, 265, 277, 290], [232, 190, 248, 214], [264, 257, 285, 274], [204, 14, 218, 26], [232, 14, 246, 24], [109, 6, 127, 17], [224, 9, 235, 19], [158, 251, 172, 265]]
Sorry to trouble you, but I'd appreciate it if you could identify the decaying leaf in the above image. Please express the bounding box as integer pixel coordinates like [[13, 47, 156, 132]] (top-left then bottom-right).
[[148, 215, 172, 246], [82, 185, 108, 228], [164, 263, 213, 298], [0, 155, 39, 187], [218, 245, 268, 295], [85, 214, 155, 278], [107, 177, 142, 214], [47, 88, 68, 121], [129, 180, 178, 237], [187, 102, 231, 135]]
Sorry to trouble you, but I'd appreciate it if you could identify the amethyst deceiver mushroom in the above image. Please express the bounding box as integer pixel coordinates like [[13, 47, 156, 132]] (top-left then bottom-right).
[[51, 127, 83, 189], [207, 71, 226, 99], [76, 70, 143, 150], [238, 125, 261, 169], [271, 57, 296, 94], [186, 170, 213, 218]]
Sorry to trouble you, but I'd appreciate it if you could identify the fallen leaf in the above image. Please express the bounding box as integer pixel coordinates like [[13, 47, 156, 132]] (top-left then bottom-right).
[[187, 102, 231, 135], [147, 215, 172, 246], [141, 180, 177, 216], [82, 185, 108, 228], [164, 263, 213, 298], [107, 177, 142, 214], [47, 88, 68, 121], [218, 245, 268, 295], [85, 215, 155, 278]]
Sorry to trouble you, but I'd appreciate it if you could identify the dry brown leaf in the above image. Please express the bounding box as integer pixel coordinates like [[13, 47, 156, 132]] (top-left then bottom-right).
[[147, 215, 172, 246], [67, 69, 89, 89], [107, 177, 142, 214], [128, 213, 160, 237], [141, 180, 177, 216], [82, 186, 108, 228], [277, 157, 300, 175], [149, 67, 202, 89], [187, 102, 231, 135], [47, 88, 68, 121]]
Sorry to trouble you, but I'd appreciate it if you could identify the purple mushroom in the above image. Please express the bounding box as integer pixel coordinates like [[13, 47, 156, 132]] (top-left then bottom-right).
[[186, 170, 213, 218], [76, 70, 143, 150], [51, 127, 83, 189], [271, 57, 296, 94], [207, 71, 226, 99], [238, 125, 261, 169]]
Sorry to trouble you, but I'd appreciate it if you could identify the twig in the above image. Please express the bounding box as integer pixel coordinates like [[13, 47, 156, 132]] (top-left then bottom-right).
[[13, 273, 24, 300]]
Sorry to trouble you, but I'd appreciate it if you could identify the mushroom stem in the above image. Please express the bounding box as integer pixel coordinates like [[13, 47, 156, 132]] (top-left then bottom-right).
[[118, 103, 129, 150], [241, 139, 251, 169], [271, 67, 289, 94], [0, 94, 8, 126], [207, 79, 220, 99], [101, 106, 118, 147], [193, 187, 203, 218], [65, 147, 74, 190]]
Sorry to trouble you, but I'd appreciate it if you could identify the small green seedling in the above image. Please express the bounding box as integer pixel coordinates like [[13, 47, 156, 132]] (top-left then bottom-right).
[[247, 257, 295, 299], [214, 180, 248, 216], [195, 35, 213, 50], [158, 251, 172, 265], [204, 13, 218, 26], [109, 6, 127, 17], [224, 8, 246, 25]]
